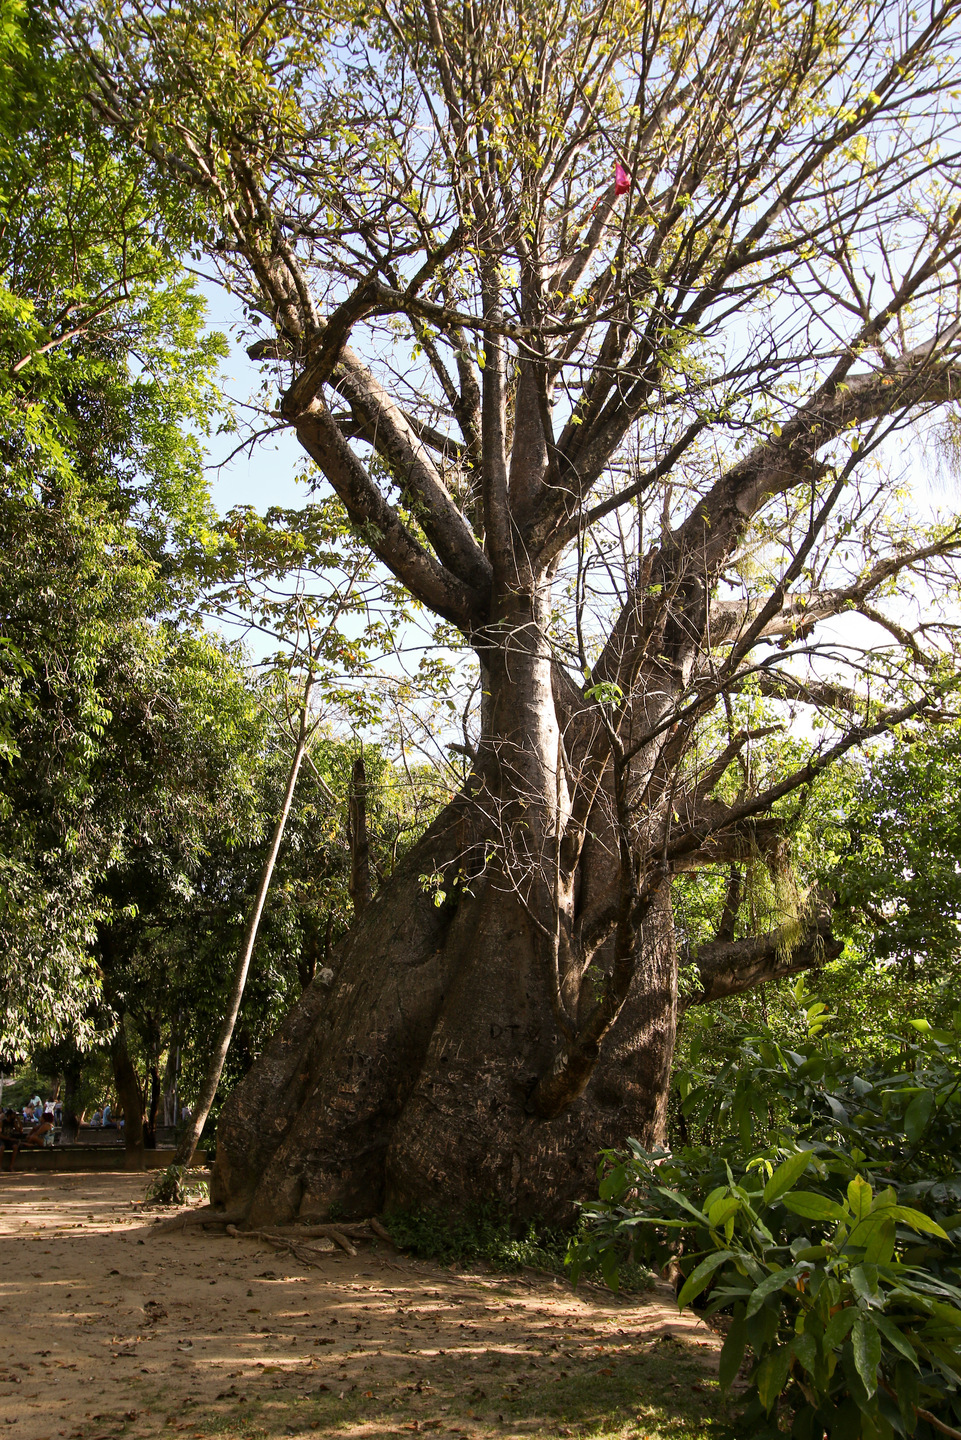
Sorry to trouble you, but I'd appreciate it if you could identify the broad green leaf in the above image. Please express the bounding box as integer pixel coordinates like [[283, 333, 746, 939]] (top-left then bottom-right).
[[850, 1265, 879, 1305], [599, 1246, 619, 1293], [847, 1176, 873, 1222], [852, 1310, 882, 1397], [894, 1360, 920, 1432], [824, 1306, 856, 1350], [762, 1150, 813, 1205], [791, 1329, 818, 1378], [745, 1264, 800, 1318], [707, 1196, 740, 1229], [929, 1300, 961, 1329], [754, 1344, 793, 1411], [872, 1312, 919, 1368], [781, 1192, 847, 1223], [718, 1316, 747, 1390], [655, 1187, 708, 1223], [831, 1398, 865, 1440], [882, 1206, 948, 1239], [904, 1089, 935, 1143], [862, 1216, 896, 1266], [676, 1249, 733, 1309]]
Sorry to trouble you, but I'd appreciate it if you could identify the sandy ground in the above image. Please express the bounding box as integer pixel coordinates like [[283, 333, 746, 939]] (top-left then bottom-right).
[[0, 1173, 721, 1440]]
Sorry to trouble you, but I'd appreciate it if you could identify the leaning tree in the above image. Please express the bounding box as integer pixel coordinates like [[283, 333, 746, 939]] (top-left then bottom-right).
[[63, 0, 961, 1220]]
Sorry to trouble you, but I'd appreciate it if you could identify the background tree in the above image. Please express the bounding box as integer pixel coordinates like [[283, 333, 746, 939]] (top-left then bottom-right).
[[65, 0, 961, 1221], [0, 0, 232, 1053]]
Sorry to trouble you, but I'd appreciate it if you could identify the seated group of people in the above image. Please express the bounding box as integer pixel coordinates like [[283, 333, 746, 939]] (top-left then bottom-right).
[[87, 1102, 121, 1128], [0, 1101, 56, 1169]]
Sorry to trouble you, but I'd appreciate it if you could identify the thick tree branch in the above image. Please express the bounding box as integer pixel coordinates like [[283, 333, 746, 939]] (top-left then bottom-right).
[[292, 399, 487, 630], [329, 348, 491, 596], [593, 344, 961, 694], [710, 530, 961, 648], [682, 903, 842, 1009]]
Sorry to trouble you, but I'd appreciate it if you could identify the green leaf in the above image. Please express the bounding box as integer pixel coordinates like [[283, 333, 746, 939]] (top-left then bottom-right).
[[676, 1249, 734, 1309], [872, 1312, 919, 1368], [852, 1310, 883, 1398], [847, 1176, 873, 1222], [831, 1398, 865, 1440], [762, 1150, 813, 1205], [791, 1329, 818, 1378], [655, 1187, 708, 1223], [781, 1192, 847, 1223], [904, 1089, 935, 1143], [894, 1359, 920, 1432], [882, 1206, 948, 1239], [719, 1316, 747, 1389], [745, 1264, 800, 1318], [707, 1196, 741, 1229], [599, 1245, 619, 1293], [862, 1216, 896, 1265], [824, 1306, 857, 1350], [850, 1265, 879, 1306], [754, 1344, 793, 1412], [929, 1300, 961, 1329]]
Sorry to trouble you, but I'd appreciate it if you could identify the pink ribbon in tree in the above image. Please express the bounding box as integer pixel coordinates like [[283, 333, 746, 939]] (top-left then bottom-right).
[[614, 161, 631, 196]]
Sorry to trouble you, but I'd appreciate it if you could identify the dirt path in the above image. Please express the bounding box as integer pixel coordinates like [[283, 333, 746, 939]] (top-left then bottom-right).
[[0, 1174, 723, 1440]]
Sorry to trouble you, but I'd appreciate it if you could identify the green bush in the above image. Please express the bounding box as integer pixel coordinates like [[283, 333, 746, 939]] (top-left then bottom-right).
[[385, 1201, 570, 1273], [570, 1003, 961, 1438], [145, 1164, 208, 1207]]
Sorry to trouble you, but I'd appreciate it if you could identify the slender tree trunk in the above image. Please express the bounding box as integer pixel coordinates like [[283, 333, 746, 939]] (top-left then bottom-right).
[[172, 714, 311, 1168], [161, 1016, 181, 1128], [347, 753, 372, 915], [144, 1065, 160, 1148], [110, 1017, 145, 1171], [61, 1060, 83, 1145]]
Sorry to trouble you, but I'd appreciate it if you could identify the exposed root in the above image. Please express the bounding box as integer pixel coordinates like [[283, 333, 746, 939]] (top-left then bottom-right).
[[226, 1224, 336, 1267], [150, 1205, 247, 1234], [224, 1218, 397, 1265]]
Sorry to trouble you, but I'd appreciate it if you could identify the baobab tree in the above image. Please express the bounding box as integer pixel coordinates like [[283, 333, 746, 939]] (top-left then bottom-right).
[[63, 0, 961, 1220]]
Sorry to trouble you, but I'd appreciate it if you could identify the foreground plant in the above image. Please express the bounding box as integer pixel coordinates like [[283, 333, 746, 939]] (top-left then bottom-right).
[[572, 1009, 961, 1438]]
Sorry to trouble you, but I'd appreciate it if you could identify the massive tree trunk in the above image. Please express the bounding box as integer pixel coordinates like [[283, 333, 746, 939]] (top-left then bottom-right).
[[215, 582, 682, 1224], [214, 796, 678, 1223]]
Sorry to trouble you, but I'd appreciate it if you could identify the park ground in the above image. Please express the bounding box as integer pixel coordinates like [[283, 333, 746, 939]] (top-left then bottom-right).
[[0, 1174, 725, 1440]]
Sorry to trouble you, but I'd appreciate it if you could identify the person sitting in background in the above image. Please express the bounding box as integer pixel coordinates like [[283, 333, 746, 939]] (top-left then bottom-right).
[[22, 1103, 34, 1125], [1, 1109, 23, 1170], [101, 1102, 113, 1127], [89, 1109, 102, 1127], [21, 1114, 54, 1148]]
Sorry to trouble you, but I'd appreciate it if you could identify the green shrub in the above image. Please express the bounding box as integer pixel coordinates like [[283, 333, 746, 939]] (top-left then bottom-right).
[[145, 1164, 208, 1207], [385, 1201, 570, 1273], [570, 1003, 961, 1438]]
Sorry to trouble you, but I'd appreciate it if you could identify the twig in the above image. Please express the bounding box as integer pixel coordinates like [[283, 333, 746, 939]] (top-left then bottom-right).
[[880, 1377, 961, 1438]]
